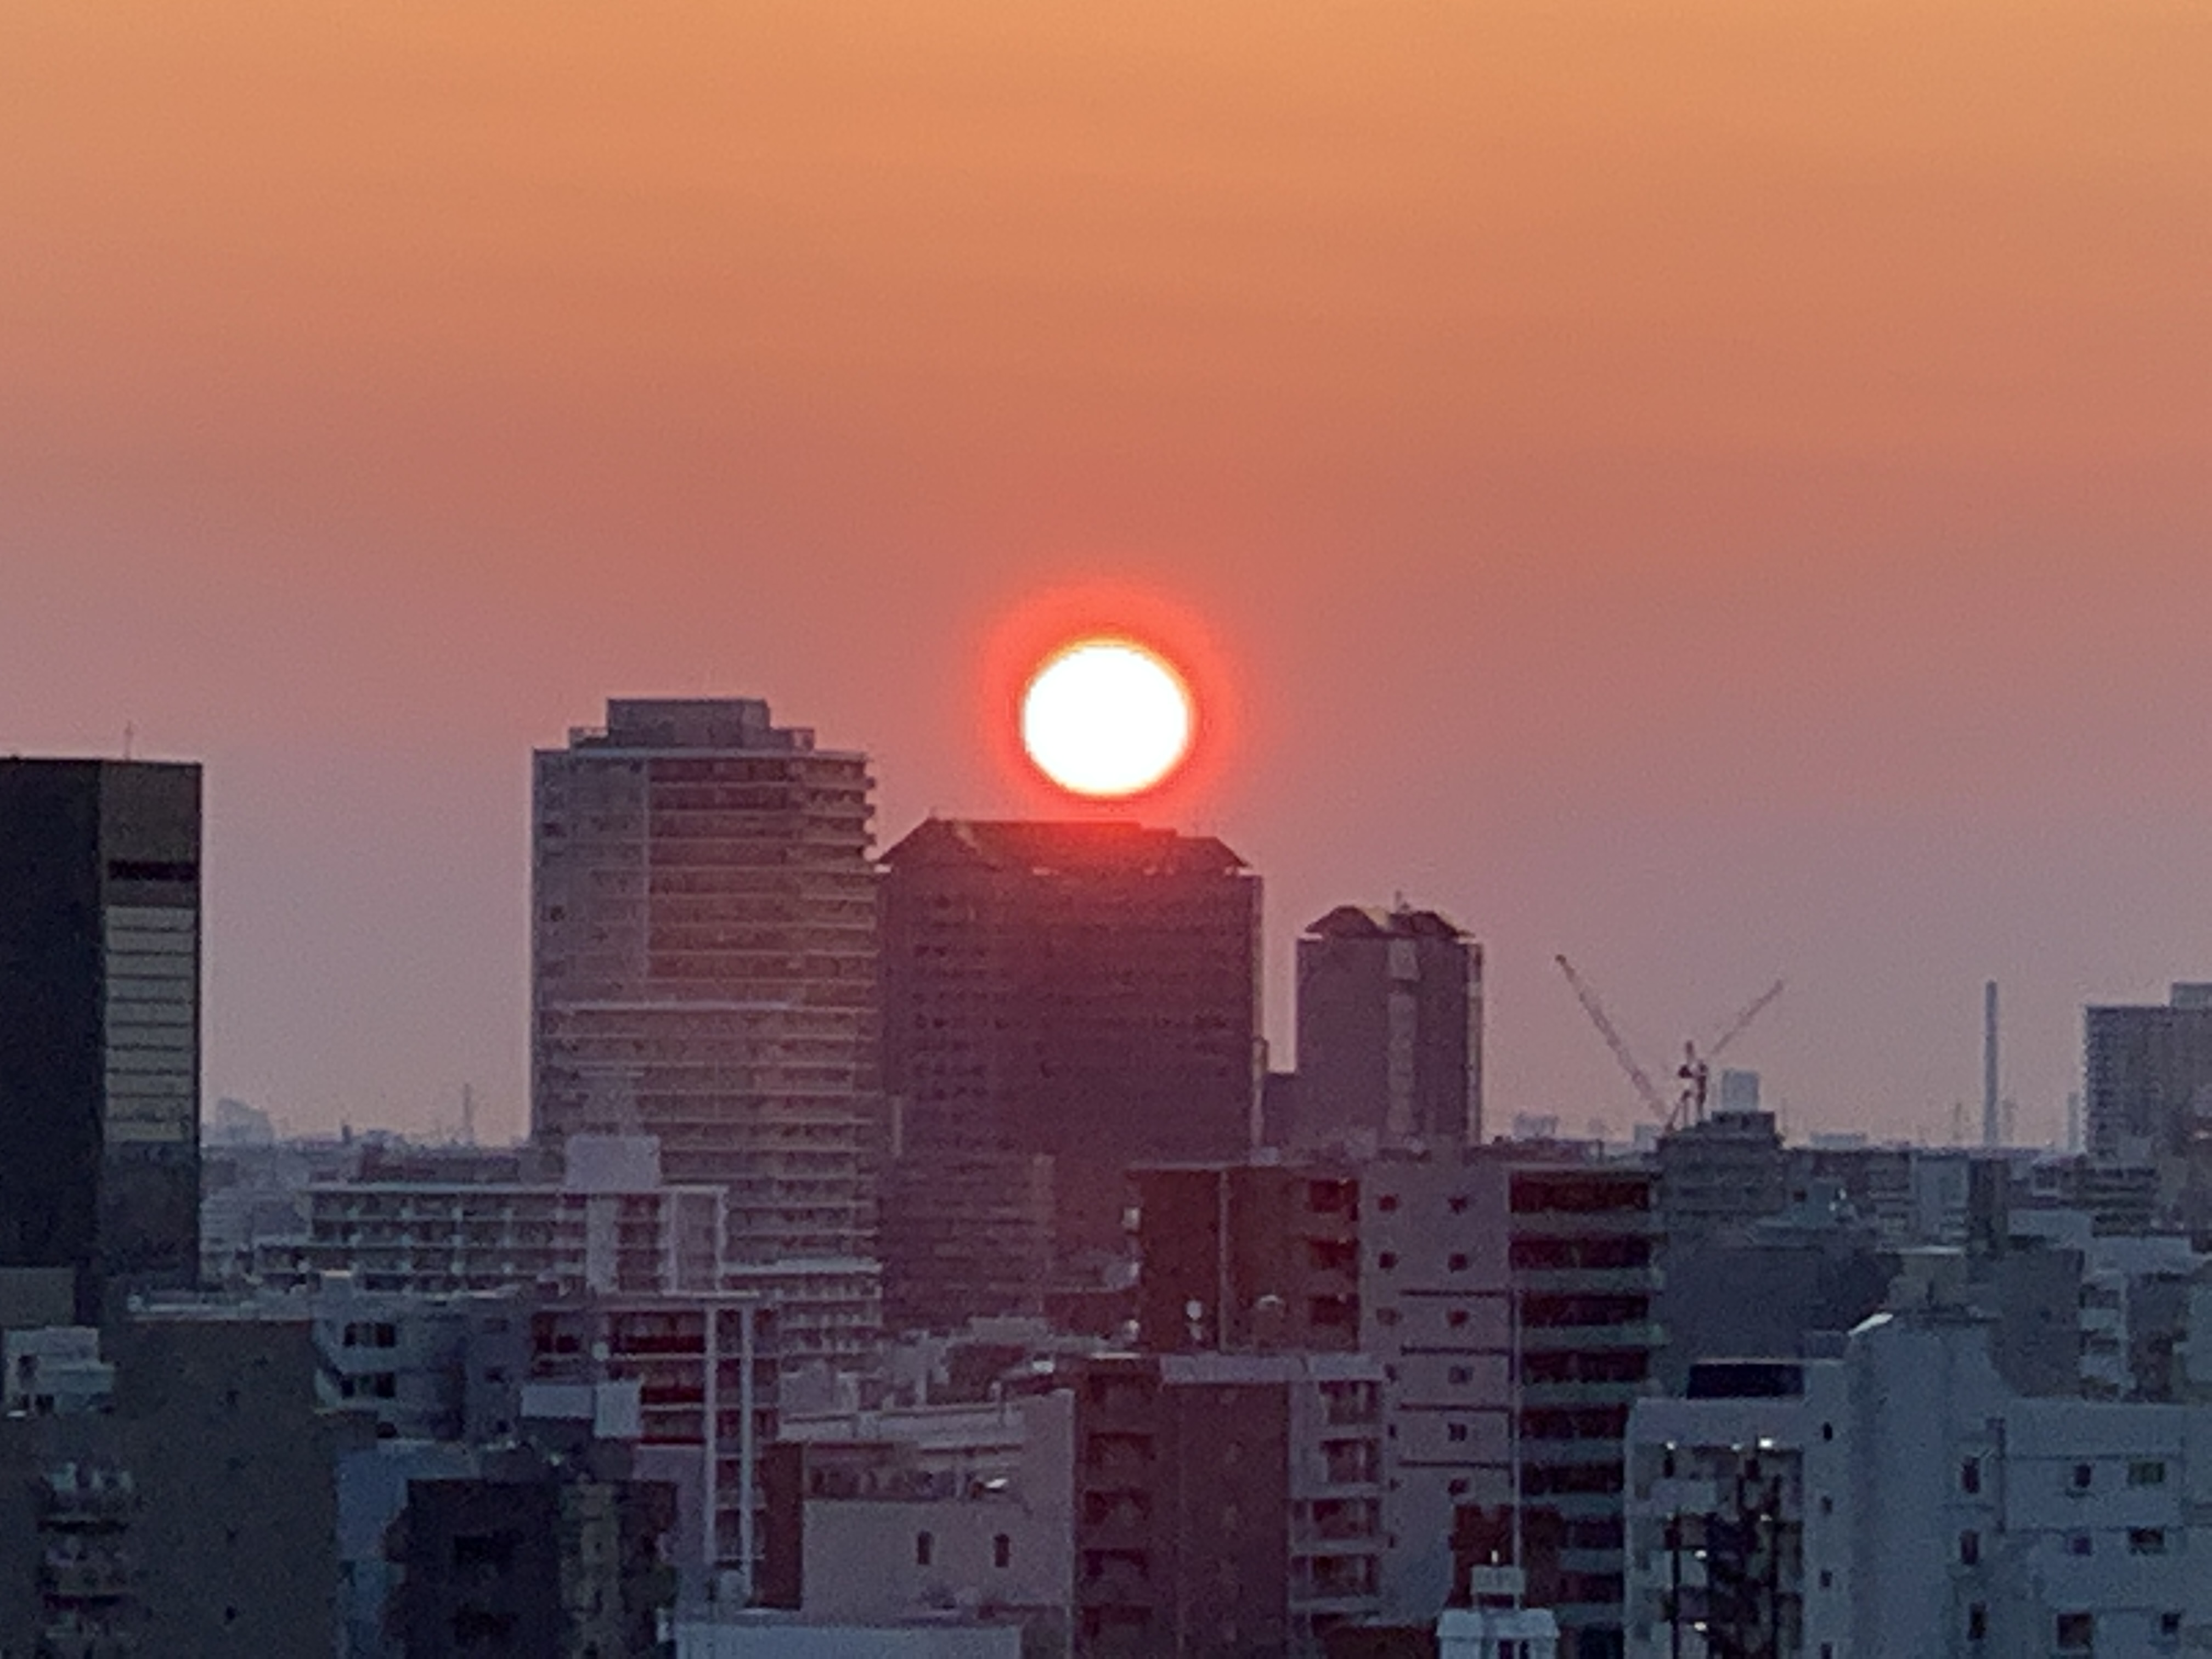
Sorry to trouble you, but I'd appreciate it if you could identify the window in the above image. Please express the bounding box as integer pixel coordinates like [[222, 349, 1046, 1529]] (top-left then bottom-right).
[[1448, 1366, 1473, 1385], [2129, 1459, 2169, 1487], [1448, 1309, 1470, 1328], [915, 1532, 933, 1567], [1819, 1568, 1833, 1588], [1376, 1308, 1400, 1327], [1378, 1194, 1399, 1212], [1377, 1252, 1398, 1271], [2066, 1533, 2092, 1558], [1820, 1496, 1833, 1516], [1448, 1253, 1470, 1272], [2161, 1612, 2183, 1639], [2056, 1612, 2093, 1651], [1447, 1423, 1469, 1443], [1960, 1458, 1980, 1494], [1448, 1195, 1469, 1214], [994, 1534, 1012, 1569], [1958, 1531, 1979, 1566], [2070, 1462, 2094, 1492], [1967, 1604, 1988, 1641], [2130, 1527, 2168, 1555], [1820, 1422, 1834, 1442]]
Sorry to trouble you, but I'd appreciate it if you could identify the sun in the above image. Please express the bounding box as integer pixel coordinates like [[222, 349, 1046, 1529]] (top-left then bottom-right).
[[1020, 638, 1194, 799]]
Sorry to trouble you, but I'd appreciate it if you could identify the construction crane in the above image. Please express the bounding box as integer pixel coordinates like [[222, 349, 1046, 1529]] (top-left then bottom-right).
[[1556, 955, 1787, 1130], [1675, 978, 1787, 1124], [1555, 955, 1672, 1125]]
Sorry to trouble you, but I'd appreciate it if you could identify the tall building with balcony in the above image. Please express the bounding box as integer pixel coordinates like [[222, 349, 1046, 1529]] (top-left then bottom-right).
[[1, 759, 202, 1322], [1294, 903, 1484, 1155], [878, 819, 1262, 1324], [1066, 1350, 1385, 1657], [532, 699, 882, 1273], [1362, 1149, 1660, 1657]]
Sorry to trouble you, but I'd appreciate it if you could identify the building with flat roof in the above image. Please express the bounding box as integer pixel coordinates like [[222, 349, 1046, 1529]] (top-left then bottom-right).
[[2088, 989, 2212, 1164], [0, 758, 201, 1322], [1625, 1309, 2212, 1657], [879, 818, 1261, 1319], [1362, 1149, 1660, 1657], [532, 699, 882, 1273], [1066, 1349, 1386, 1657], [1294, 903, 1483, 1155]]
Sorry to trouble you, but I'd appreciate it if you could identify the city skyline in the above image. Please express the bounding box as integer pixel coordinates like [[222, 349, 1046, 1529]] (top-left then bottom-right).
[[4, 2, 2207, 1144]]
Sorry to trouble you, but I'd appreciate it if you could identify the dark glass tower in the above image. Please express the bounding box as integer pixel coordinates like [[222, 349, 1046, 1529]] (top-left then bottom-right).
[[0, 759, 202, 1321]]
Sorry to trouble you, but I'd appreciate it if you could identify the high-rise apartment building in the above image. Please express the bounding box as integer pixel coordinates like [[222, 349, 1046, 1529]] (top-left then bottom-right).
[[1294, 904, 1483, 1155], [1127, 1145, 1659, 1653], [1362, 1149, 1660, 1656], [0, 759, 201, 1321], [878, 818, 1262, 1321], [531, 700, 881, 1269]]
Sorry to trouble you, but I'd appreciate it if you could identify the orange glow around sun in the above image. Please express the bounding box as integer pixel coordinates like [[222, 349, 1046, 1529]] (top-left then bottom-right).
[[979, 582, 1237, 814], [1021, 638, 1194, 798]]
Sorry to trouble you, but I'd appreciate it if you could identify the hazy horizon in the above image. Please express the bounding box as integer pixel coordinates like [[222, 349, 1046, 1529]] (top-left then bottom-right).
[[5, 2, 2207, 1144]]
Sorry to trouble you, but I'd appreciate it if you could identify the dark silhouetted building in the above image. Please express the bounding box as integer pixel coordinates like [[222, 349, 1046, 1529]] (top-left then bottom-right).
[[1067, 1350, 1384, 1657], [1293, 904, 1482, 1155], [531, 699, 883, 1269], [0, 1313, 365, 1656], [1131, 1160, 1361, 1353], [1655, 1108, 1787, 1248], [0, 759, 201, 1322], [2087, 986, 2212, 1166], [389, 1451, 678, 1659], [878, 819, 1261, 1323]]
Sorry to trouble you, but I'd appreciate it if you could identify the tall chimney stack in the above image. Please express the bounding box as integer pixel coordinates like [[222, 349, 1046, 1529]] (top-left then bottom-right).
[[1982, 980, 2001, 1149]]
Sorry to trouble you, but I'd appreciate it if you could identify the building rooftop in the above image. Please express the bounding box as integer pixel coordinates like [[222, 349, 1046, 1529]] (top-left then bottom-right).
[[881, 817, 1246, 877], [1301, 902, 1471, 941], [560, 697, 827, 754]]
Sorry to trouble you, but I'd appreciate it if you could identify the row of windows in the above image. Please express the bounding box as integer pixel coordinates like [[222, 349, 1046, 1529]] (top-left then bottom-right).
[[1960, 1454, 2168, 1494]]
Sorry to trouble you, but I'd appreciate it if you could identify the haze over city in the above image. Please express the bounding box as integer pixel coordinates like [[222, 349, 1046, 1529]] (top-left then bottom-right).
[[5, 2, 2207, 1144]]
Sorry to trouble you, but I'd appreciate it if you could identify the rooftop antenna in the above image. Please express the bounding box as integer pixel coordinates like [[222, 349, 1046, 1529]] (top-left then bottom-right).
[[122, 723, 134, 760], [460, 1082, 477, 1148]]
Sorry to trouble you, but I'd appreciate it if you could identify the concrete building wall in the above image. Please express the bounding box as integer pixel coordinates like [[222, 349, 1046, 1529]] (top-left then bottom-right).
[[1294, 906, 1483, 1155], [0, 1314, 363, 1659], [1629, 1312, 2212, 1657]]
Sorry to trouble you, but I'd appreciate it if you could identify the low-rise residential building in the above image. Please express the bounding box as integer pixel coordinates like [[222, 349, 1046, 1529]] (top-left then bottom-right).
[[764, 1391, 1076, 1649], [301, 1133, 725, 1298]]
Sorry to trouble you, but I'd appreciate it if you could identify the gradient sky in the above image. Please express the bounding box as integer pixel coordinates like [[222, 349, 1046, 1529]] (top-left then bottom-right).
[[4, 2, 2207, 1143]]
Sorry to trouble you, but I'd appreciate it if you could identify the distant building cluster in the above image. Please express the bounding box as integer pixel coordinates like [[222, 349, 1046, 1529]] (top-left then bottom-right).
[[8, 707, 2212, 1656]]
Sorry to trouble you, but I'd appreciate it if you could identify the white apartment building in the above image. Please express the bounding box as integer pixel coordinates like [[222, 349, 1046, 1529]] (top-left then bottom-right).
[[301, 1133, 724, 1298], [1362, 1149, 1658, 1650], [1626, 1308, 2212, 1657], [781, 1391, 1076, 1640]]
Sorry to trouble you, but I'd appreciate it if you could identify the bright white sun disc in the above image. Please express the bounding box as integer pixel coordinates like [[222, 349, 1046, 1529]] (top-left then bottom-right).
[[1021, 640, 1193, 798]]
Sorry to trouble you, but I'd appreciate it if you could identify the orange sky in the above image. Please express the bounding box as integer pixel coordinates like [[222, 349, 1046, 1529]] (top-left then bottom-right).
[[4, 2, 2208, 1139]]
